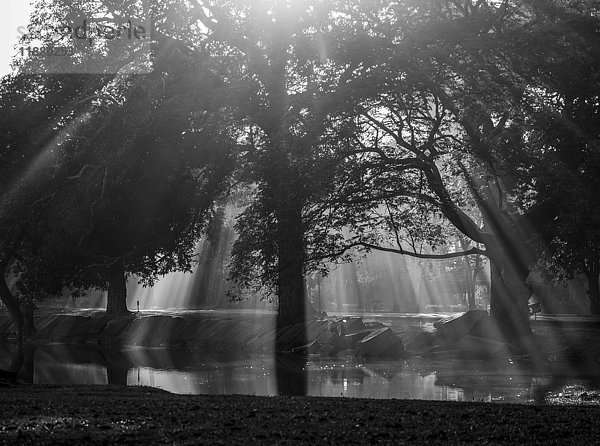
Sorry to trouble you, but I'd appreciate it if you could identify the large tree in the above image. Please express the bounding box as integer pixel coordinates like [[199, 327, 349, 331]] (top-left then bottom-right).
[[187, 0, 600, 337], [184, 0, 375, 330], [524, 1, 600, 314], [0, 8, 235, 338], [306, 0, 600, 338], [0, 73, 117, 339]]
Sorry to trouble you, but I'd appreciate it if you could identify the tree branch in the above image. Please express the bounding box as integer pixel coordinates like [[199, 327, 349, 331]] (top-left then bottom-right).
[[309, 240, 487, 263], [360, 242, 487, 260]]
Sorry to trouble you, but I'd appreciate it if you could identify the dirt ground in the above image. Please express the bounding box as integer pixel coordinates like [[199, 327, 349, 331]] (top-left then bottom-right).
[[1, 384, 599, 445]]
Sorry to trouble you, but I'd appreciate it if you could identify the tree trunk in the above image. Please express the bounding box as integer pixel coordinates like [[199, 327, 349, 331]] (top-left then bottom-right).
[[107, 366, 129, 386], [19, 344, 36, 384], [465, 271, 476, 310], [276, 208, 310, 328], [488, 251, 532, 342], [460, 237, 476, 310], [0, 267, 24, 343], [274, 201, 318, 352], [263, 35, 317, 339], [23, 299, 37, 338], [476, 193, 535, 344], [584, 262, 600, 315], [107, 260, 131, 315], [316, 277, 322, 313], [9, 342, 24, 374], [463, 258, 476, 310], [10, 343, 36, 383]]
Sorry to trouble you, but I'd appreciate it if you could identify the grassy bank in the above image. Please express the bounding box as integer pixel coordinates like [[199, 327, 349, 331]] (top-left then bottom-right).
[[1, 384, 599, 444]]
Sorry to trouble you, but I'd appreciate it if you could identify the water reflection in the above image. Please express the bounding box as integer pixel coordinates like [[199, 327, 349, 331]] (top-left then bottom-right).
[[276, 354, 308, 396], [3, 342, 600, 404], [305, 358, 531, 402], [130, 362, 277, 395]]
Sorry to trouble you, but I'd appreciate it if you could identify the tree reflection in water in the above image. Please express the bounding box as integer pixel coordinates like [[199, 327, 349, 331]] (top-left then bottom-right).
[[276, 352, 307, 397], [2, 342, 600, 404]]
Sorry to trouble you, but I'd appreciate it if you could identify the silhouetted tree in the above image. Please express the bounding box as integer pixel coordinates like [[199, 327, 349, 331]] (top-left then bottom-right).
[[0, 73, 116, 339], [510, 1, 600, 315], [0, 22, 235, 337], [188, 0, 376, 331], [310, 0, 600, 337]]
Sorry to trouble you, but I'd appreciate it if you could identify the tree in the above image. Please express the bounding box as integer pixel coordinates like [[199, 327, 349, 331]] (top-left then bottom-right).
[[187, 0, 377, 331], [0, 12, 235, 337], [48, 48, 236, 314], [0, 73, 116, 340], [305, 0, 600, 338], [516, 1, 600, 315]]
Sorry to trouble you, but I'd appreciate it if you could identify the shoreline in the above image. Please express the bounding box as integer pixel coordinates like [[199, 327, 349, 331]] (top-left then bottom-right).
[[1, 384, 600, 444]]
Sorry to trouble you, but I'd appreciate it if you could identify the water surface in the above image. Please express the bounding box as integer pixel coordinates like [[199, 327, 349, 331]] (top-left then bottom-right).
[[2, 342, 600, 404], [3, 312, 600, 404]]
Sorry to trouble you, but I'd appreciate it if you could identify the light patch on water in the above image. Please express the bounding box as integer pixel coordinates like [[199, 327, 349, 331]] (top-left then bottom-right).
[[128, 362, 278, 396]]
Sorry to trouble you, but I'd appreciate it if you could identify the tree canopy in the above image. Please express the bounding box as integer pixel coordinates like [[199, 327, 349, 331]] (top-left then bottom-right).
[[0, 33, 235, 338]]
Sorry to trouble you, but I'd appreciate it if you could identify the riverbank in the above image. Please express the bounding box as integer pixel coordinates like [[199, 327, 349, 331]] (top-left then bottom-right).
[[1, 384, 599, 444]]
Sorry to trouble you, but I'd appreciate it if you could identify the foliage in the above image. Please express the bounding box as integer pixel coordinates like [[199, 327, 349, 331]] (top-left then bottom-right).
[[3, 0, 600, 327], [1, 17, 236, 314], [524, 5, 600, 293]]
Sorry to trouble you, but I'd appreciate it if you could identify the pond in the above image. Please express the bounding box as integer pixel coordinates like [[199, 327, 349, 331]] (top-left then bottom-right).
[[2, 341, 600, 404], [2, 312, 600, 404]]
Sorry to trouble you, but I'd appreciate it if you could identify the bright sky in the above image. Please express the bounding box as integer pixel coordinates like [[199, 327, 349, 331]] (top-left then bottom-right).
[[1, 0, 34, 76]]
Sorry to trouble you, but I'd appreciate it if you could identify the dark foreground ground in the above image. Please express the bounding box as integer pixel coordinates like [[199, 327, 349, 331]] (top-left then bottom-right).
[[1, 385, 599, 445]]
